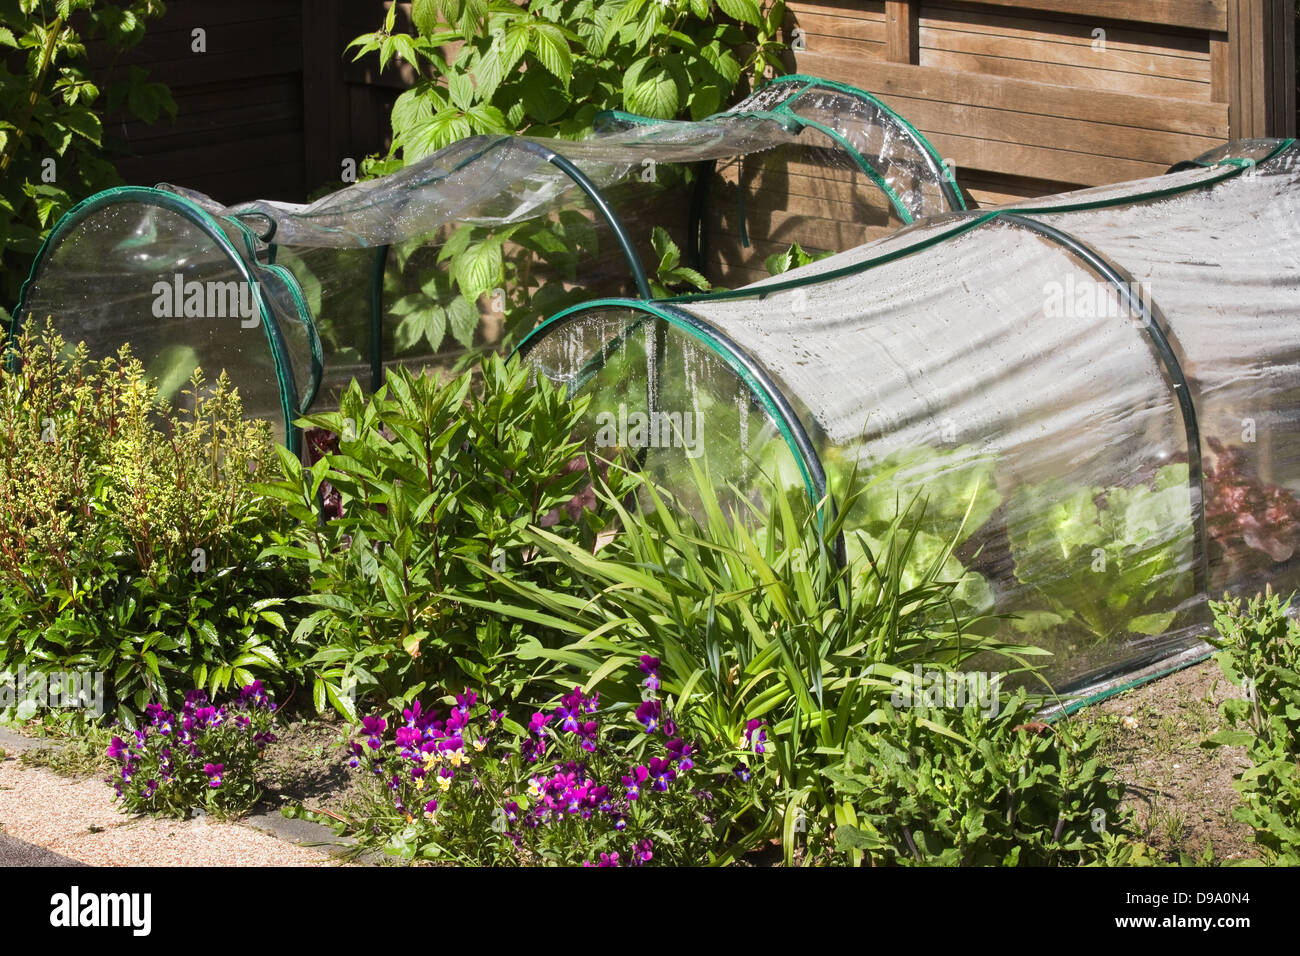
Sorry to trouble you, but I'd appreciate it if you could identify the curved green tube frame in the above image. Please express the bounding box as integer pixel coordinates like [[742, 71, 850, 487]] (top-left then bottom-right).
[[599, 73, 966, 224], [10, 185, 307, 453], [514, 297, 830, 528]]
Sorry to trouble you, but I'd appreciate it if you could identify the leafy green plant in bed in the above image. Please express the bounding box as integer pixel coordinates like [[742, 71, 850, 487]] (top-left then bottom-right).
[[456, 457, 1044, 862], [829, 691, 1140, 866], [0, 323, 303, 721], [1204, 588, 1300, 864], [1005, 464, 1195, 642], [0, 0, 175, 313], [264, 357, 633, 719], [818, 443, 1001, 615]]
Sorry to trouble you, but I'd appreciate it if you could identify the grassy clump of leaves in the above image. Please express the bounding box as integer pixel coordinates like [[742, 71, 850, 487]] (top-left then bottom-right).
[[829, 691, 1140, 866], [1205, 588, 1300, 864], [0, 322, 304, 721]]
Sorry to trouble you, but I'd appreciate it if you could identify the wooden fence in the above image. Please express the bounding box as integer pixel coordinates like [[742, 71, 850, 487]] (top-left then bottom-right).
[[102, 1, 1295, 213]]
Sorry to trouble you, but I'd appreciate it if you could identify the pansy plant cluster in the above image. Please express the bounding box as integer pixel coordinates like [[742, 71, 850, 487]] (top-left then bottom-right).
[[347, 659, 767, 866], [104, 683, 277, 819]]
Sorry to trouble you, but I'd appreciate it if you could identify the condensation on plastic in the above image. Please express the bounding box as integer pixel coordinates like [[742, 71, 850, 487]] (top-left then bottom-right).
[[777, 84, 952, 220], [16, 202, 293, 443], [522, 307, 808, 523], [1033, 146, 1300, 601]]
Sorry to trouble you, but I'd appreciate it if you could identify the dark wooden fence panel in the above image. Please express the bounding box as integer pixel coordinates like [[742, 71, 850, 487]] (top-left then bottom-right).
[[97, 0, 308, 203], [99, 1, 1294, 227]]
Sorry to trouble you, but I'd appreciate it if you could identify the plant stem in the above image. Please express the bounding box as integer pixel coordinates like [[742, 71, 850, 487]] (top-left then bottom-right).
[[0, 16, 65, 180]]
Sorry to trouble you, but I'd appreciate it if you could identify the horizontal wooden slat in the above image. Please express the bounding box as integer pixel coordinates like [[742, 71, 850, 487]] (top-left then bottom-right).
[[795, 56, 1228, 136], [958, 169, 1079, 205], [883, 90, 1222, 164], [919, 21, 1211, 83], [918, 48, 1207, 99], [921, 4, 1213, 56], [928, 0, 1228, 32], [789, 1, 886, 21], [923, 128, 1168, 184], [786, 9, 888, 43]]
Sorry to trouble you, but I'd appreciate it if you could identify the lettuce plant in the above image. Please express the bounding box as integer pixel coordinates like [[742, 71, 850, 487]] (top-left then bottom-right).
[[1005, 463, 1195, 642], [1204, 437, 1300, 580]]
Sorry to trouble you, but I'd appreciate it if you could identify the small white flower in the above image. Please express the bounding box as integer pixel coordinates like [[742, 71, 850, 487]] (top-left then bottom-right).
[[1120, 715, 1139, 731]]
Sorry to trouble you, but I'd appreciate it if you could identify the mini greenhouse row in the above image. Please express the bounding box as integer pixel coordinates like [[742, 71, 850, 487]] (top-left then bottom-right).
[[9, 69, 1300, 699], [12, 74, 961, 445], [520, 136, 1300, 697]]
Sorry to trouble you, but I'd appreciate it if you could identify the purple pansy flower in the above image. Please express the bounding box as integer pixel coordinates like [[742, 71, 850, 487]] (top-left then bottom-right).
[[647, 756, 676, 792], [638, 655, 661, 691], [665, 738, 695, 771], [635, 700, 661, 734]]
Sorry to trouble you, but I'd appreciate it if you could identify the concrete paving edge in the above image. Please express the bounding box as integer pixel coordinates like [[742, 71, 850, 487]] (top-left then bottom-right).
[[0, 723, 370, 864]]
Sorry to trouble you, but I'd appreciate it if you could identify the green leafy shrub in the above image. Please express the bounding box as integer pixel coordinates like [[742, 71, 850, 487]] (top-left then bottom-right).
[[829, 692, 1136, 866], [0, 0, 175, 312], [335, 0, 784, 359], [0, 323, 303, 718], [105, 682, 277, 819], [352, 0, 785, 154], [266, 357, 632, 717], [1205, 589, 1300, 864]]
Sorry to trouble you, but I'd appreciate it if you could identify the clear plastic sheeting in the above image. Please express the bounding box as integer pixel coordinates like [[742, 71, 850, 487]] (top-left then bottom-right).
[[15, 190, 298, 442], [192, 75, 959, 249], [519, 139, 1300, 695]]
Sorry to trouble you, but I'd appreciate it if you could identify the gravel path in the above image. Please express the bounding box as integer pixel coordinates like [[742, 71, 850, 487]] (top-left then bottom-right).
[[0, 758, 342, 867]]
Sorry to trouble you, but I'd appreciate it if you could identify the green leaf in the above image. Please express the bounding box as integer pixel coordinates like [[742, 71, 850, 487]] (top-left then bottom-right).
[[447, 295, 479, 348], [412, 0, 442, 36], [623, 59, 681, 119], [452, 239, 503, 299], [59, 107, 101, 145], [530, 24, 572, 86], [716, 0, 763, 27]]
